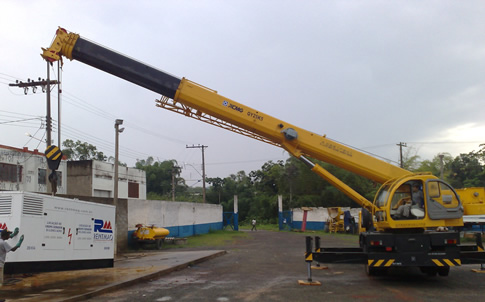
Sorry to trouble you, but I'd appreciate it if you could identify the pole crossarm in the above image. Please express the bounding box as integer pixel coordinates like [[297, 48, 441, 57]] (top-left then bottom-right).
[[9, 80, 59, 87]]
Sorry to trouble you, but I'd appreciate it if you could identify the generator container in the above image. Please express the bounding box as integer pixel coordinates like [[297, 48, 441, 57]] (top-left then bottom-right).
[[0, 191, 115, 274]]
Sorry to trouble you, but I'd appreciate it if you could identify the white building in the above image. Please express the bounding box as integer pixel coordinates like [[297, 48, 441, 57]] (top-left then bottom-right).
[[0, 145, 146, 199], [67, 160, 146, 199], [0, 144, 67, 194]]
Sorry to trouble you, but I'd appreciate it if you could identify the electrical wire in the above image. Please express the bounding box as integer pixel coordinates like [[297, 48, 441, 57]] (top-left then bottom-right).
[[51, 120, 155, 161], [0, 117, 42, 125]]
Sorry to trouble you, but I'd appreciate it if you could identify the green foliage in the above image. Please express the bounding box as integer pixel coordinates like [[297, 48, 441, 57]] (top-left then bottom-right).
[[136, 157, 187, 199], [402, 145, 485, 188], [401, 146, 421, 171], [448, 150, 484, 188], [205, 157, 374, 223], [415, 153, 453, 176], [206, 177, 225, 204], [62, 139, 107, 161], [139, 144, 485, 224]]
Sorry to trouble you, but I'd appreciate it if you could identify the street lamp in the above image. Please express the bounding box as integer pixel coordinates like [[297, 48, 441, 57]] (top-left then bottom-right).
[[114, 119, 124, 204], [114, 119, 123, 256], [25, 132, 46, 143]]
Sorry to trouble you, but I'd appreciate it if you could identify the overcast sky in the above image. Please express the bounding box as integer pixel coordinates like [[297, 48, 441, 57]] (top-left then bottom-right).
[[1, 1, 484, 186]]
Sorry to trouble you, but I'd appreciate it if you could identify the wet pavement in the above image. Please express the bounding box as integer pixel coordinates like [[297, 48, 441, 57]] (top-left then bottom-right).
[[82, 231, 485, 302], [0, 250, 225, 302]]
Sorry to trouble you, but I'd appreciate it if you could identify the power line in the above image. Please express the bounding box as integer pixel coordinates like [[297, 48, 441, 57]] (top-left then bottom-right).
[[0, 110, 42, 118], [205, 158, 288, 166], [408, 141, 484, 145], [52, 92, 187, 145], [55, 123, 151, 161], [0, 117, 42, 125], [0, 72, 22, 81]]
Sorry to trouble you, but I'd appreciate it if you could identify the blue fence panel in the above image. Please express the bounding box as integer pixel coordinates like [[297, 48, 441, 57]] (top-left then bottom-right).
[[279, 210, 294, 231]]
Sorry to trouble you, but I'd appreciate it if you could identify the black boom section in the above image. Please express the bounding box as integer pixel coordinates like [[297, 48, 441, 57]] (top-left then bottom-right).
[[72, 38, 181, 99]]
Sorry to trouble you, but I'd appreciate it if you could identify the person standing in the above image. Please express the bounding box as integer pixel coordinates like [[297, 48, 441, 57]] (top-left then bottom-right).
[[251, 219, 257, 231], [0, 228, 24, 287]]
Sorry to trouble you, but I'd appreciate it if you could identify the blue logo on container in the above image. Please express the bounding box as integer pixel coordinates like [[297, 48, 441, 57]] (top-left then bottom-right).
[[94, 219, 113, 241]]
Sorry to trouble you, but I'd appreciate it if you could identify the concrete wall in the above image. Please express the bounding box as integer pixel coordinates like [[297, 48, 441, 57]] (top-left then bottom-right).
[[66, 160, 93, 196], [0, 145, 67, 194], [292, 207, 328, 230], [292, 207, 361, 230], [128, 199, 223, 239]]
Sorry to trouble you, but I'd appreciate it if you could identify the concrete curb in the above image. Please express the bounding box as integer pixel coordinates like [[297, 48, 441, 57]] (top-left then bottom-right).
[[60, 250, 227, 302]]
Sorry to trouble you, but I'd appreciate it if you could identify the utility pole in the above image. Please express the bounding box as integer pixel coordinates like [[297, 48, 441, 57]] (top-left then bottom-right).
[[186, 144, 208, 203], [46, 62, 52, 147], [396, 142, 407, 168], [8, 74, 59, 146], [114, 119, 124, 256], [45, 62, 53, 194], [9, 63, 60, 194], [114, 119, 124, 205], [57, 61, 62, 146], [171, 165, 180, 201]]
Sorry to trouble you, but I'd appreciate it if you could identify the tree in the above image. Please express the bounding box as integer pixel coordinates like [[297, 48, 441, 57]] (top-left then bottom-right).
[[206, 177, 225, 204], [204, 144, 485, 224], [448, 152, 484, 188], [249, 160, 284, 194], [401, 146, 421, 171], [136, 157, 187, 199], [416, 153, 453, 179], [62, 139, 107, 161], [205, 156, 377, 223]]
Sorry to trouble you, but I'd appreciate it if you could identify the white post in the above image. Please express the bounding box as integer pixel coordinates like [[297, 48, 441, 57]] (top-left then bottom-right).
[[234, 195, 239, 231], [278, 195, 283, 212], [278, 195, 284, 230]]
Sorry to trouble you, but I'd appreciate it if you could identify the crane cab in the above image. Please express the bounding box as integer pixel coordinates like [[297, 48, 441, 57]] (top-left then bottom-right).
[[373, 175, 464, 232]]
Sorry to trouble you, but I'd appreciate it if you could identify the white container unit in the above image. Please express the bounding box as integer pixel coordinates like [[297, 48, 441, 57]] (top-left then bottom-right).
[[0, 191, 115, 274]]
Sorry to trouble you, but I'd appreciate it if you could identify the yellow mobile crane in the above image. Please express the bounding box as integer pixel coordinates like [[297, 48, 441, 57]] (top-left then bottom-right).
[[42, 28, 485, 276]]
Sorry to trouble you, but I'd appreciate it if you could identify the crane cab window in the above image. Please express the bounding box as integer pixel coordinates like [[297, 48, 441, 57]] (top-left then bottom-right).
[[426, 180, 462, 220], [390, 181, 425, 220], [427, 181, 459, 208]]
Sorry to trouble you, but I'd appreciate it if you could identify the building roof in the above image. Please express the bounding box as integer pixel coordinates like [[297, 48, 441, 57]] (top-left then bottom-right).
[[0, 144, 44, 156]]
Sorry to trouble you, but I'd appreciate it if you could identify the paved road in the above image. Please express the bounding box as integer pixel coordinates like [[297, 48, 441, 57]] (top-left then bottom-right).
[[87, 230, 485, 302]]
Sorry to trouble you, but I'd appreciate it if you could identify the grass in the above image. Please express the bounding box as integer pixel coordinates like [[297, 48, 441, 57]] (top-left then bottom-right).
[[136, 225, 480, 252], [161, 230, 249, 250], [133, 224, 359, 251], [239, 223, 280, 231]]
